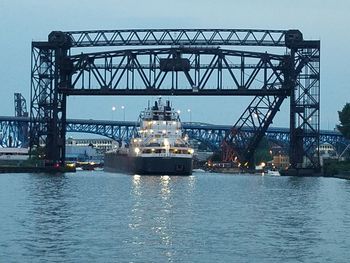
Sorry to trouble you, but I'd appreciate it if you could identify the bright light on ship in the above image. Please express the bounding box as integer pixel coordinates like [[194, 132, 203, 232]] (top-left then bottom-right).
[[164, 139, 170, 147], [188, 149, 194, 154], [134, 147, 140, 154]]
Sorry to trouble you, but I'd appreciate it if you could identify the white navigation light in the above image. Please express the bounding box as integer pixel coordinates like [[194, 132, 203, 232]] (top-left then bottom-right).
[[134, 147, 140, 154]]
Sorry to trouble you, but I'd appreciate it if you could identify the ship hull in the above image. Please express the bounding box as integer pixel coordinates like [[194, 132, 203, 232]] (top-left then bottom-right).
[[104, 153, 193, 175]]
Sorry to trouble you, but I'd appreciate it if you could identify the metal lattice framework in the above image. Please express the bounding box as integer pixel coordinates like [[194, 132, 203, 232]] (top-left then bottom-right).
[[65, 119, 138, 143], [0, 117, 30, 147], [65, 29, 288, 47], [289, 46, 321, 169], [14, 93, 28, 117], [64, 48, 288, 96], [13, 93, 29, 147], [30, 28, 320, 170]]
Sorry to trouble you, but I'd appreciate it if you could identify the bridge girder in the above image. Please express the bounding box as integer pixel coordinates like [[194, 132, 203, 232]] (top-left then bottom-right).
[[61, 29, 289, 48], [60, 47, 288, 96]]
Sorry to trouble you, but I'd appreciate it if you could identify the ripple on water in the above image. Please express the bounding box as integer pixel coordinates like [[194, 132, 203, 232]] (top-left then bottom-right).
[[0, 172, 350, 262]]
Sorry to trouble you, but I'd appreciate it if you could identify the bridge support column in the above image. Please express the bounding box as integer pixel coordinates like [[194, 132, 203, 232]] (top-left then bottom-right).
[[287, 31, 321, 171], [30, 32, 71, 165]]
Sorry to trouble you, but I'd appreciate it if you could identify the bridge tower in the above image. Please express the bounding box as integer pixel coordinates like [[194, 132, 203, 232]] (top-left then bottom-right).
[[14, 93, 29, 147], [30, 32, 71, 163]]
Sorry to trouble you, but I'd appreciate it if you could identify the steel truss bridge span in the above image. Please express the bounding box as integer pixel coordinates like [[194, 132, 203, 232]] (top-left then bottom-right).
[[1, 117, 346, 155], [63, 29, 290, 48], [30, 28, 320, 170], [63, 47, 288, 96]]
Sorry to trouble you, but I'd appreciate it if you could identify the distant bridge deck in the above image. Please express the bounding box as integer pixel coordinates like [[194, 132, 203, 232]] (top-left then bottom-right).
[[0, 116, 346, 151]]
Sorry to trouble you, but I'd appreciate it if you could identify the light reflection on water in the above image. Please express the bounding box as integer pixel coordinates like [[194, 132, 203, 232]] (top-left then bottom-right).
[[0, 172, 350, 262]]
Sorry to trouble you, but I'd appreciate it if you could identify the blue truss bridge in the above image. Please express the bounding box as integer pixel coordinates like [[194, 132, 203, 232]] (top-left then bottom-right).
[[0, 116, 347, 155]]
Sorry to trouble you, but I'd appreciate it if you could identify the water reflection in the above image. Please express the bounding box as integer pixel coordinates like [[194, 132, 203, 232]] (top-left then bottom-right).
[[129, 174, 197, 261], [132, 174, 141, 192], [3, 172, 350, 262], [160, 175, 171, 198], [263, 176, 323, 261], [23, 174, 74, 259]]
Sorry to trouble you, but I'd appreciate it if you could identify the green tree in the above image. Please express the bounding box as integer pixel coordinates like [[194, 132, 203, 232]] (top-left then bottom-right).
[[337, 103, 350, 140], [254, 137, 273, 165]]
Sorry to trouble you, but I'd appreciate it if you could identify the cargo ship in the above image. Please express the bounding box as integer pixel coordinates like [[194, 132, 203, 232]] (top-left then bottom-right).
[[104, 98, 194, 175]]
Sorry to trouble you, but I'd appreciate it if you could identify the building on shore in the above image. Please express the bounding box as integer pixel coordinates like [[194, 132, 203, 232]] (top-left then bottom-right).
[[0, 147, 29, 161], [66, 137, 119, 162]]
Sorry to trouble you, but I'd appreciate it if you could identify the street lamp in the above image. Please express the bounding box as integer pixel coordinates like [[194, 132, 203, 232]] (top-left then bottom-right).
[[112, 106, 116, 120], [187, 109, 192, 124], [121, 105, 125, 121]]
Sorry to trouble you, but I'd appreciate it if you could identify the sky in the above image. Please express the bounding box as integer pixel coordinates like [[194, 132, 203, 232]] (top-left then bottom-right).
[[0, 0, 349, 132]]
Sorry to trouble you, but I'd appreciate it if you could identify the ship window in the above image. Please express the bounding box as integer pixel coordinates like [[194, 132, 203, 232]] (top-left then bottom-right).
[[174, 143, 186, 147], [148, 143, 160, 147]]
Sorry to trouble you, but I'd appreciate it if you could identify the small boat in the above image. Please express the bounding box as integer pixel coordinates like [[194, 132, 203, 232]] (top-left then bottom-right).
[[267, 169, 280, 176], [193, 168, 205, 173]]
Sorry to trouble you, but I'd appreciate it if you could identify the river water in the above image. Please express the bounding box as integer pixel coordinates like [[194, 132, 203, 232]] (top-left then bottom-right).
[[1, 171, 350, 262]]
